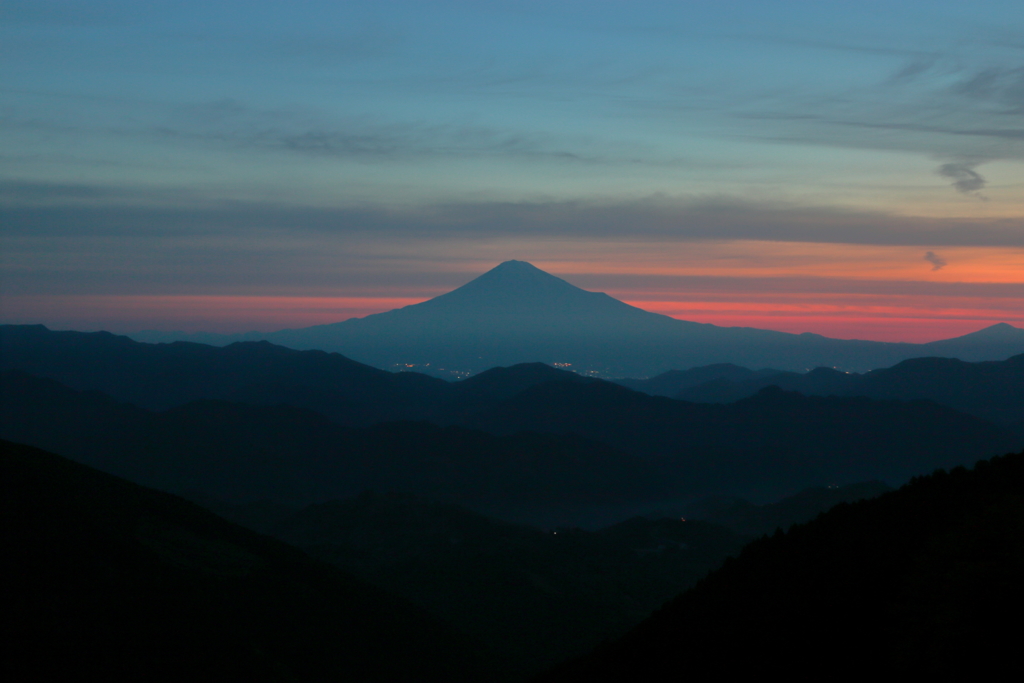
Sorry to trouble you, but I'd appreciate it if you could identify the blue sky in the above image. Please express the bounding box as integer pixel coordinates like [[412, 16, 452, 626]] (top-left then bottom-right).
[[2, 1, 1023, 340]]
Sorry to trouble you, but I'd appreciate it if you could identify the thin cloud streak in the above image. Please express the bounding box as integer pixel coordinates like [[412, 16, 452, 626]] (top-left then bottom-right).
[[4, 189, 1022, 247]]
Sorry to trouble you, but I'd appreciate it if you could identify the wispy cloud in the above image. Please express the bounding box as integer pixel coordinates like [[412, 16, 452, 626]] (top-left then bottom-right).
[[937, 161, 988, 198], [950, 66, 1024, 113], [4, 183, 1023, 247], [924, 251, 948, 271], [719, 56, 1024, 162], [0, 90, 681, 168]]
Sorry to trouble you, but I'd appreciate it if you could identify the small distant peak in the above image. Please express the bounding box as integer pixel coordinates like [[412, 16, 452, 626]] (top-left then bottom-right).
[[958, 322, 1022, 339]]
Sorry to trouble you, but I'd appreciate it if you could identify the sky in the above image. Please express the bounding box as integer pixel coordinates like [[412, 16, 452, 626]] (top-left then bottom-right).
[[2, 0, 1023, 342]]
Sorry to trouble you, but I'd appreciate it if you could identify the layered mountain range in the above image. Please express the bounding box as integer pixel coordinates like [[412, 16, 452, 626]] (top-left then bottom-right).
[[616, 354, 1024, 430], [132, 260, 1024, 377], [4, 311, 1023, 679], [3, 325, 1021, 520]]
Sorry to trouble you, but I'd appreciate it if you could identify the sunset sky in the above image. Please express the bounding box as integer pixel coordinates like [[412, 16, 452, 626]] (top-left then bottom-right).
[[2, 0, 1023, 342]]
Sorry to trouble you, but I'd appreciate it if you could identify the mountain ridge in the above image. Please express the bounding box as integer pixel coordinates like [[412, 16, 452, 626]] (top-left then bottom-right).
[[5, 362, 1016, 512], [128, 261, 1024, 376]]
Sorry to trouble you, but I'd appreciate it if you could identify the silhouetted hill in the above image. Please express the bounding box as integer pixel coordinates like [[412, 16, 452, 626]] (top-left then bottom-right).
[[674, 353, 1024, 429], [452, 362, 597, 402], [464, 379, 1019, 498], [218, 492, 745, 680], [854, 354, 1024, 428], [5, 367, 1017, 508], [612, 364, 784, 397], [538, 449, 1024, 681], [0, 324, 446, 426], [4, 326, 1020, 506], [0, 370, 660, 517], [0, 325, 600, 427], [1, 440, 497, 682], [7, 324, 1023, 443], [921, 321, 1024, 361], [675, 365, 846, 402], [129, 261, 1024, 375], [694, 480, 893, 537]]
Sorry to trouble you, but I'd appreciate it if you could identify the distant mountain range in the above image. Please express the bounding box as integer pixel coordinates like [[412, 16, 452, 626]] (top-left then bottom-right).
[[0, 370, 661, 517], [131, 260, 1024, 376], [616, 354, 1024, 429], [3, 325, 1020, 515]]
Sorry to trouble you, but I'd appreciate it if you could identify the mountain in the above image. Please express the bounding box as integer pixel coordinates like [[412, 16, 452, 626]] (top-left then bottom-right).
[[0, 370, 661, 517], [4, 325, 1020, 506], [668, 353, 1024, 429], [612, 364, 785, 396], [11, 324, 1023, 438], [0, 323, 446, 426], [130, 260, 1024, 376], [1, 439, 497, 682], [461, 379, 1019, 498], [920, 321, 1024, 361], [538, 449, 1024, 681], [0, 324, 595, 428], [217, 492, 745, 680], [5, 367, 1016, 512]]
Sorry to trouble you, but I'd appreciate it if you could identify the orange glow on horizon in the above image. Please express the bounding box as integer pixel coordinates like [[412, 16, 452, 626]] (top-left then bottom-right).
[[3, 291, 1020, 343], [537, 242, 1024, 284], [0, 295, 429, 333], [2, 241, 1021, 345], [625, 300, 1023, 342]]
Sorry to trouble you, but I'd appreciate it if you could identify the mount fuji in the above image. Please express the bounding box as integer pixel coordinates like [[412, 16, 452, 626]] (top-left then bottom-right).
[[133, 260, 1024, 377]]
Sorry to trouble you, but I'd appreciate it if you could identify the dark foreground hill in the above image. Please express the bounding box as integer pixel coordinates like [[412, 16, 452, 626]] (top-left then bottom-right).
[[539, 450, 1024, 682], [0, 440, 497, 683]]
